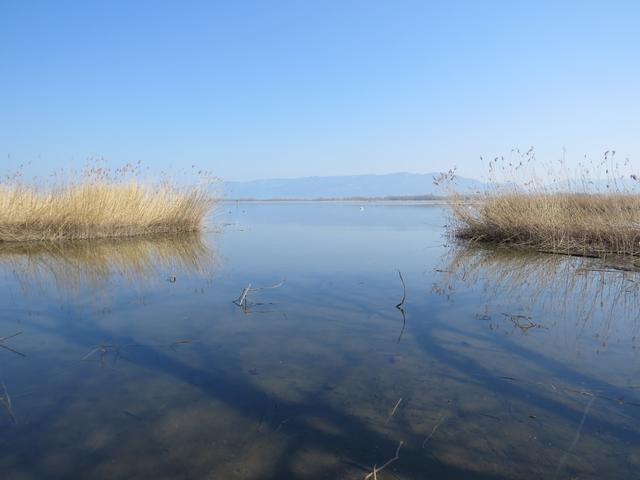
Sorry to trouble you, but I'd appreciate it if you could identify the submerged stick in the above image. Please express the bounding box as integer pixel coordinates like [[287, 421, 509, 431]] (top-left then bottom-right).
[[82, 340, 189, 363], [234, 283, 252, 309], [250, 280, 286, 291], [0, 332, 23, 343], [422, 415, 445, 448], [233, 280, 285, 313], [364, 441, 403, 480], [386, 398, 403, 423], [0, 381, 17, 424], [0, 331, 26, 357], [553, 397, 595, 480]]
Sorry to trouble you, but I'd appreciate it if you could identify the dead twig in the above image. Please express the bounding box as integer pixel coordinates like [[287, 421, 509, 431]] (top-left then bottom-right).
[[553, 397, 595, 480], [250, 280, 286, 291], [234, 283, 252, 309], [386, 398, 403, 423], [0, 331, 26, 357], [422, 415, 445, 448], [0, 381, 17, 424], [341, 456, 371, 473], [0, 332, 23, 343], [501, 313, 545, 334], [395, 271, 406, 309], [364, 441, 403, 480], [233, 280, 285, 314], [395, 271, 407, 343], [82, 339, 192, 365]]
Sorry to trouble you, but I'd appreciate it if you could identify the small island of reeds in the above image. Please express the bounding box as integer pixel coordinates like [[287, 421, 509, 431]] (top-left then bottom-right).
[[451, 192, 640, 258], [0, 165, 214, 243], [448, 151, 640, 258]]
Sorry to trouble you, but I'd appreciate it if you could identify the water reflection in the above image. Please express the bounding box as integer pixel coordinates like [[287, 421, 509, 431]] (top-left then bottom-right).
[[0, 204, 639, 479], [0, 234, 215, 295], [434, 244, 640, 349], [419, 244, 640, 479]]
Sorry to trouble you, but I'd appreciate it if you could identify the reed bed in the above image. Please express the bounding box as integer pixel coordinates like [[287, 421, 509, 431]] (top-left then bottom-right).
[[451, 192, 640, 257], [0, 182, 214, 242], [447, 150, 640, 257]]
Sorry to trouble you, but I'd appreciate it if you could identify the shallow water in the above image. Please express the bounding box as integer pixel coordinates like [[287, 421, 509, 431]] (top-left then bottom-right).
[[0, 203, 639, 479]]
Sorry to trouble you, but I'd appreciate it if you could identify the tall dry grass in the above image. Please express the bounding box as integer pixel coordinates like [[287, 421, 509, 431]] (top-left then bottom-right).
[[0, 172, 214, 242], [451, 192, 640, 257], [446, 150, 640, 257]]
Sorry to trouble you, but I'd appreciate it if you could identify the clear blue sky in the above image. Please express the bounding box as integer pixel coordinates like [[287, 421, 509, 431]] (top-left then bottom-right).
[[1, 1, 638, 182]]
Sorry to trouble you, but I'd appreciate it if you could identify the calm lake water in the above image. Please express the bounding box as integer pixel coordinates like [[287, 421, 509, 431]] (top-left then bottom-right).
[[0, 203, 639, 479]]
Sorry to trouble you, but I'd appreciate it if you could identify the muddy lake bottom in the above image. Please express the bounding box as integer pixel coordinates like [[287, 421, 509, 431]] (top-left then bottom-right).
[[0, 203, 639, 479]]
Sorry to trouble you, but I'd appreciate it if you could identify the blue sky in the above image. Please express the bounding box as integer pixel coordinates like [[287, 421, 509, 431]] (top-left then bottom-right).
[[1, 1, 639, 182]]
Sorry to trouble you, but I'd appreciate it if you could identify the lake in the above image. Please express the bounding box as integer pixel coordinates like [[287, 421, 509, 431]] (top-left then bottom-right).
[[0, 202, 638, 479]]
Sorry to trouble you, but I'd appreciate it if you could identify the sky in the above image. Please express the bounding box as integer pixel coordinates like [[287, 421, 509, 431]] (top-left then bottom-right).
[[1, 0, 639, 182]]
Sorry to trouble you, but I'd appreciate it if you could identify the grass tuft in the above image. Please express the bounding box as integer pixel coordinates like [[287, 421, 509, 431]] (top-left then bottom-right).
[[447, 150, 640, 257], [0, 182, 214, 243], [451, 192, 640, 257]]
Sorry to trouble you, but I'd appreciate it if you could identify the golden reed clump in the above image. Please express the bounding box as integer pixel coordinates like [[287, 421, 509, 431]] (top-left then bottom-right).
[[451, 192, 640, 257], [447, 150, 640, 257], [452, 192, 640, 256], [0, 182, 214, 242], [450, 148, 640, 257]]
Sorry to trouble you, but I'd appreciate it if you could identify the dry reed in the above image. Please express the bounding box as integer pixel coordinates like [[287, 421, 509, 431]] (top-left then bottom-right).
[[446, 150, 640, 257], [451, 192, 640, 257], [0, 182, 214, 242]]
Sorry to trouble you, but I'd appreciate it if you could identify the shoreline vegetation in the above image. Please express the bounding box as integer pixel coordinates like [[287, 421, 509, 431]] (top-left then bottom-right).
[[222, 194, 449, 202], [0, 182, 214, 243], [451, 192, 640, 258], [448, 151, 640, 258]]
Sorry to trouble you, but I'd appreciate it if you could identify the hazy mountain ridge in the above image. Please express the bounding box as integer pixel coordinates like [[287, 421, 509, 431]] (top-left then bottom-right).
[[221, 172, 485, 200]]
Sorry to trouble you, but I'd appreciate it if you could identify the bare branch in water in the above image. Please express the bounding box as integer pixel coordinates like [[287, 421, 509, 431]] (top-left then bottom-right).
[[395, 271, 406, 309], [233, 280, 285, 314], [0, 331, 26, 357], [82, 339, 192, 365], [363, 441, 403, 480], [250, 280, 286, 291], [0, 332, 23, 343], [501, 313, 546, 334], [386, 398, 403, 423], [395, 271, 407, 342], [234, 283, 252, 309], [553, 397, 596, 480], [0, 381, 17, 424], [422, 415, 446, 448]]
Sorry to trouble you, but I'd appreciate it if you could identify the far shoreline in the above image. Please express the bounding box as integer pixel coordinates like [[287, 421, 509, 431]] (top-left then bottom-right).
[[220, 196, 453, 205]]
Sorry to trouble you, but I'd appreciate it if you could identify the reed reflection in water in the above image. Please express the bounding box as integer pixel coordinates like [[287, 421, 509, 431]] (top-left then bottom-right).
[[0, 234, 216, 295], [1, 202, 639, 479], [434, 245, 640, 349]]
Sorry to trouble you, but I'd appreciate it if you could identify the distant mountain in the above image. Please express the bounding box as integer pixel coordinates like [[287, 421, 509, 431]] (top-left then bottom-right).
[[221, 172, 485, 200]]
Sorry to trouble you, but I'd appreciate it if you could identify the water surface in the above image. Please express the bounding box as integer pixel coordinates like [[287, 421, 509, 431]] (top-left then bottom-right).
[[0, 203, 639, 479]]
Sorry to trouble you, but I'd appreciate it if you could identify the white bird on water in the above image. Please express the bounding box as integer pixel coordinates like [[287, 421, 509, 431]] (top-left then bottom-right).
[[359, 206, 365, 211]]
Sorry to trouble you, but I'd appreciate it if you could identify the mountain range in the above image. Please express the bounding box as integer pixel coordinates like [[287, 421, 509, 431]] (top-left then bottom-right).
[[220, 172, 485, 200]]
